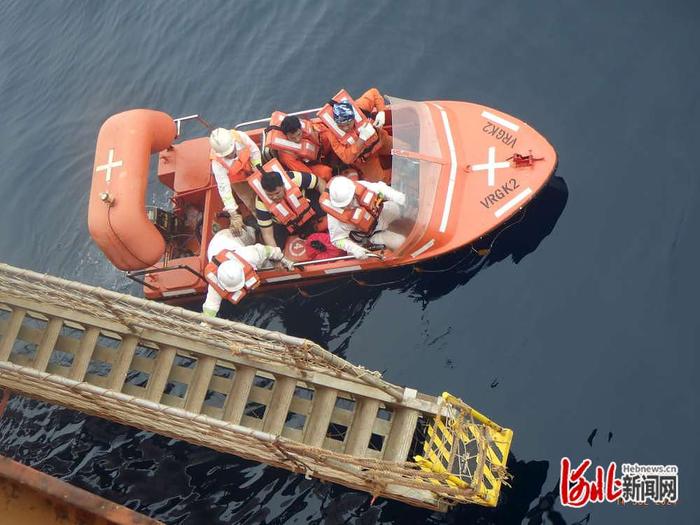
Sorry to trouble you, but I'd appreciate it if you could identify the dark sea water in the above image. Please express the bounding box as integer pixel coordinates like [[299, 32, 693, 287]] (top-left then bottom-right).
[[1, 1, 698, 523]]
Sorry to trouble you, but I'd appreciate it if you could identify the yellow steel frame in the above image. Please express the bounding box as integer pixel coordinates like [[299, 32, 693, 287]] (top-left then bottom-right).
[[413, 392, 513, 506]]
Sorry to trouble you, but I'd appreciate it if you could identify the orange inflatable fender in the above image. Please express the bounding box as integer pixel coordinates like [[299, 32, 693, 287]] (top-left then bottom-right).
[[88, 110, 176, 270]]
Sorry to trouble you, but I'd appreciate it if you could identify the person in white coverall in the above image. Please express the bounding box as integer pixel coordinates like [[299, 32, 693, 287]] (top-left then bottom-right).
[[209, 128, 263, 233], [325, 176, 407, 259], [201, 226, 294, 318]]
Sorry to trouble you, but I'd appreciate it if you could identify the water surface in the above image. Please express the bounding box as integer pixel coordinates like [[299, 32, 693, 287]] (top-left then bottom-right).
[[0, 1, 698, 523]]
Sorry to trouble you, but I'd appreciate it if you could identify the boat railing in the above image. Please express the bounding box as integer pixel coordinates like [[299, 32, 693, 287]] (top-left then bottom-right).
[[124, 253, 380, 291], [173, 114, 213, 138], [233, 107, 323, 132], [291, 253, 383, 268]]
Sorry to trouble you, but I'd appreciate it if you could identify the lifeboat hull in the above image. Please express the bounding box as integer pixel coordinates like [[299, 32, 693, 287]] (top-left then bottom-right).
[[402, 100, 558, 261], [89, 98, 557, 303]]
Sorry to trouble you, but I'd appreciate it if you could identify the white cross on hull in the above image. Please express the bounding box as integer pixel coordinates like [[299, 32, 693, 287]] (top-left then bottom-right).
[[96, 148, 123, 183], [471, 146, 510, 187]]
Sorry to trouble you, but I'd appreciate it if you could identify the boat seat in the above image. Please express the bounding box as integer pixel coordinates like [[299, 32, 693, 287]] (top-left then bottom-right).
[[171, 137, 212, 193]]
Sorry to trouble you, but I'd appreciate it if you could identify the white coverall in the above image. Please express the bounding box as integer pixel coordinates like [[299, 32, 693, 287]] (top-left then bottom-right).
[[202, 227, 284, 317], [210, 130, 262, 214], [327, 181, 406, 258]]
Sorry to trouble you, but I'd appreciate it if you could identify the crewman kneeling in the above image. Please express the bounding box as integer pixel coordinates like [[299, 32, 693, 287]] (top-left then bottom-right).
[[201, 225, 294, 318], [248, 159, 327, 250], [209, 127, 262, 233], [321, 176, 406, 259], [265, 112, 333, 182], [317, 88, 392, 183]]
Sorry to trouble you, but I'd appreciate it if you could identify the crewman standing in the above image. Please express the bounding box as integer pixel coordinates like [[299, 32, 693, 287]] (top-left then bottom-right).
[[209, 128, 262, 233]]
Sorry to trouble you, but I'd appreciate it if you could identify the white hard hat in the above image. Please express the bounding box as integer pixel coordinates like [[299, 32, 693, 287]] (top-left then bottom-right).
[[329, 176, 356, 208], [209, 128, 235, 157], [217, 260, 245, 292]]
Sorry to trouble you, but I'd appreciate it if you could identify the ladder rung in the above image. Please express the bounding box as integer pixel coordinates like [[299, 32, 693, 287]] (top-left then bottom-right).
[[184, 356, 216, 413], [33, 318, 63, 372], [262, 375, 297, 435], [69, 327, 101, 381], [344, 398, 380, 457], [145, 346, 177, 402], [382, 408, 420, 462], [0, 308, 26, 360], [223, 365, 256, 425], [303, 387, 337, 447], [108, 336, 138, 391]]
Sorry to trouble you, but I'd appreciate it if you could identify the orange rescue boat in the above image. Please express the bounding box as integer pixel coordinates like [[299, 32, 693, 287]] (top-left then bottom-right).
[[88, 96, 557, 303]]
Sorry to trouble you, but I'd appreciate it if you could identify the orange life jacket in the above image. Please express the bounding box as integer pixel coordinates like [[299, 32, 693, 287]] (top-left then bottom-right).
[[210, 132, 253, 183], [265, 111, 320, 163], [204, 249, 260, 305], [248, 159, 316, 234], [317, 89, 377, 149], [320, 181, 383, 234]]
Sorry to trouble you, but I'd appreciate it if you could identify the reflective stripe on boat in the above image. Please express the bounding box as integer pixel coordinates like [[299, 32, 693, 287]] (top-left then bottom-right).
[[410, 239, 435, 258], [324, 265, 362, 274], [161, 288, 197, 298], [265, 274, 302, 283], [494, 187, 533, 218], [481, 110, 520, 132], [431, 104, 457, 233]]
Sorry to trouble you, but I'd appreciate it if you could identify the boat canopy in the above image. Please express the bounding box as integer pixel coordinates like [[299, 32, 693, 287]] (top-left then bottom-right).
[[385, 96, 443, 256]]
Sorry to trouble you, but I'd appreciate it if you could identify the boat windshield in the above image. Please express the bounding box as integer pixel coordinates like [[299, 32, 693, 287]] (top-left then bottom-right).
[[385, 96, 443, 255]]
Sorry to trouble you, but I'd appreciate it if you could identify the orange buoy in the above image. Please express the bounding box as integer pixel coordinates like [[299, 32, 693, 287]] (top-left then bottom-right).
[[88, 110, 176, 270]]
